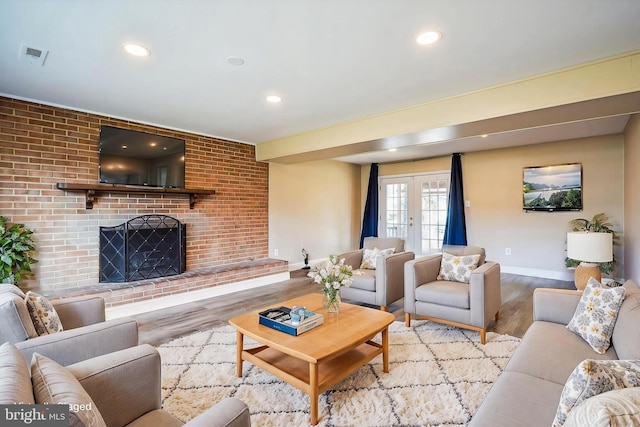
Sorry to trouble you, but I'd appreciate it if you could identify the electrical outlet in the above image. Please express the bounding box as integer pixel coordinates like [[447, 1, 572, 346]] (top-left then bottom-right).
[[274, 248, 279, 257], [505, 248, 512, 255]]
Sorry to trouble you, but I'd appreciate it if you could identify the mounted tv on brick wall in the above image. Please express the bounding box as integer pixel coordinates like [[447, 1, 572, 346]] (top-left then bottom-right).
[[99, 126, 186, 189]]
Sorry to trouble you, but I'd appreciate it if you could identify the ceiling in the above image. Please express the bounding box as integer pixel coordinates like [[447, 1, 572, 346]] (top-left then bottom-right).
[[1, 1, 639, 164]]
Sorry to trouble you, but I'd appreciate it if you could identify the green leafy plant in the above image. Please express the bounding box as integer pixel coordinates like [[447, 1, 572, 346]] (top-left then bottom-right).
[[0, 216, 38, 285], [565, 213, 617, 275]]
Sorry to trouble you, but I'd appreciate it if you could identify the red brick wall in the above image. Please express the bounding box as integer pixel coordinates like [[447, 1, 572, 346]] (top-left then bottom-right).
[[0, 96, 270, 294]]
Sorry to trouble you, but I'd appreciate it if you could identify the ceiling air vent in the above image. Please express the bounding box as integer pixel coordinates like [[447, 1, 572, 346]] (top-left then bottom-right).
[[19, 44, 48, 66]]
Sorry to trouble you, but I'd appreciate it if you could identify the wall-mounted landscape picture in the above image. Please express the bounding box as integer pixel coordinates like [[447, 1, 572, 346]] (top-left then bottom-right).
[[523, 163, 582, 211]]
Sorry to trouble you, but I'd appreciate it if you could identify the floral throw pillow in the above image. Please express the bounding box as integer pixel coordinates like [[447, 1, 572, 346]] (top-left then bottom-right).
[[437, 252, 481, 284], [566, 277, 626, 354], [24, 292, 63, 335], [552, 359, 640, 427], [360, 247, 395, 270]]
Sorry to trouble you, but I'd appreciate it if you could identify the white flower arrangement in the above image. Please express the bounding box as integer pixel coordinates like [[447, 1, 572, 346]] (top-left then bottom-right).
[[307, 255, 357, 311], [308, 255, 355, 289]]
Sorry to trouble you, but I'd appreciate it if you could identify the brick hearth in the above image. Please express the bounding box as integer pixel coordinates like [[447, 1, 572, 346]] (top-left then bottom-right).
[[42, 258, 287, 307]]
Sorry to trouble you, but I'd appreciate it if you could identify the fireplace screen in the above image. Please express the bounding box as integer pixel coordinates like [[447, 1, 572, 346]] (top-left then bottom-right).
[[99, 215, 186, 282]]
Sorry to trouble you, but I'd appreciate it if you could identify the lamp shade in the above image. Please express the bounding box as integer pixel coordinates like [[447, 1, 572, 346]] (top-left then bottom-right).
[[566, 232, 613, 263]]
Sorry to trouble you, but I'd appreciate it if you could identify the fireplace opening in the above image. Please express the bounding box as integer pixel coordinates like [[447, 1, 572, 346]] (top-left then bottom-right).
[[99, 215, 186, 282]]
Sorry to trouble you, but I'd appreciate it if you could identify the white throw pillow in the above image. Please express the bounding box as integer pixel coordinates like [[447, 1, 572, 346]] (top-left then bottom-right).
[[360, 247, 395, 270], [566, 277, 626, 354], [564, 387, 640, 427], [437, 252, 481, 284], [553, 359, 640, 427], [25, 291, 63, 335]]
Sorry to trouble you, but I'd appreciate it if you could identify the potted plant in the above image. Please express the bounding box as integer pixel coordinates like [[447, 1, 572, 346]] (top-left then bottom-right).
[[565, 213, 617, 276], [0, 216, 38, 285]]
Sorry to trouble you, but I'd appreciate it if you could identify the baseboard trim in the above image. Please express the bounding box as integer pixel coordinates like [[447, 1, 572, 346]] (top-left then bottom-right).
[[106, 265, 574, 319], [304, 259, 576, 281], [501, 266, 574, 281], [289, 258, 331, 271], [288, 261, 306, 271], [105, 272, 291, 319]]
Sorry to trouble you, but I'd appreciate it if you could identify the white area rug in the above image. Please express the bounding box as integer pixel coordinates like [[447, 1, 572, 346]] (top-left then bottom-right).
[[158, 320, 520, 426]]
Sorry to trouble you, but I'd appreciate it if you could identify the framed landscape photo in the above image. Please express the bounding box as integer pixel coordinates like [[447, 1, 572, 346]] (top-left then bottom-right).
[[522, 163, 582, 212]]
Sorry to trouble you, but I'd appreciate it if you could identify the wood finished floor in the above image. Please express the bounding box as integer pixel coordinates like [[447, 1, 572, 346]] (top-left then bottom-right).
[[133, 272, 574, 346]]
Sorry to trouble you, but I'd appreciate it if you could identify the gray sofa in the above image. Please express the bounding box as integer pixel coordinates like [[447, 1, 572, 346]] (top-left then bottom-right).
[[470, 280, 640, 426], [1, 285, 138, 365], [0, 342, 251, 427]]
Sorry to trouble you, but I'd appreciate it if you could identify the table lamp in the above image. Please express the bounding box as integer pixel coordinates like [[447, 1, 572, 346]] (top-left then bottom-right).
[[566, 231, 613, 290]]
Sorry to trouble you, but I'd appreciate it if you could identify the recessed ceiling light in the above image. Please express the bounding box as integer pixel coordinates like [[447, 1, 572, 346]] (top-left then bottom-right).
[[416, 31, 442, 45], [388, 148, 397, 152], [266, 95, 282, 103], [227, 56, 245, 66], [123, 44, 150, 57]]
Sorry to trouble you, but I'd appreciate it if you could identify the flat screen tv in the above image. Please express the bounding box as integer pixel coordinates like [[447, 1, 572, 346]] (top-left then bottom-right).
[[99, 126, 186, 189], [523, 163, 582, 212]]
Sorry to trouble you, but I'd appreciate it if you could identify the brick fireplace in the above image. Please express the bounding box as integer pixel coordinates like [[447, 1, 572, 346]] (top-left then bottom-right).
[[0, 96, 284, 305], [99, 214, 186, 283]]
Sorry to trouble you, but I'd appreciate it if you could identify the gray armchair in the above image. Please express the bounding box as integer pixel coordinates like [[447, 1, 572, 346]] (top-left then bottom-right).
[[404, 245, 501, 344], [339, 237, 415, 311], [0, 285, 138, 365], [0, 342, 251, 427], [69, 344, 251, 427]]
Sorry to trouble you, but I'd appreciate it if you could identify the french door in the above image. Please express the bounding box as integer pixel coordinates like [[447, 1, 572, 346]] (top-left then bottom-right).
[[379, 172, 449, 256]]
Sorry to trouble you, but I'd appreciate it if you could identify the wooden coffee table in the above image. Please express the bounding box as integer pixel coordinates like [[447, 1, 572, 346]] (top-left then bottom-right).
[[229, 293, 395, 425]]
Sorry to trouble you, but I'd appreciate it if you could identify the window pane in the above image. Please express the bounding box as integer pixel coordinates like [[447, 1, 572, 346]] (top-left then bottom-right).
[[420, 179, 448, 253], [385, 183, 408, 239]]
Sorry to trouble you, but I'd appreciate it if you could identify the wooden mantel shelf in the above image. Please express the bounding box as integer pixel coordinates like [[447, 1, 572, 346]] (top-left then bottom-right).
[[56, 183, 216, 209]]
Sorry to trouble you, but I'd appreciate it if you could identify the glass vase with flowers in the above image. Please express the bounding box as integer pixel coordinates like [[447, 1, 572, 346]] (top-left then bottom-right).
[[307, 255, 357, 313]]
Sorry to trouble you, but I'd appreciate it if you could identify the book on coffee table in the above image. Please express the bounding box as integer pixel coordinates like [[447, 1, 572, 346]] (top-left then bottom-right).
[[258, 306, 324, 336]]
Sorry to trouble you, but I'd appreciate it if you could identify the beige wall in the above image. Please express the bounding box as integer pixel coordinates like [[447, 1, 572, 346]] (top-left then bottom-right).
[[624, 114, 640, 283], [271, 134, 628, 280], [269, 160, 361, 268], [376, 135, 625, 280]]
